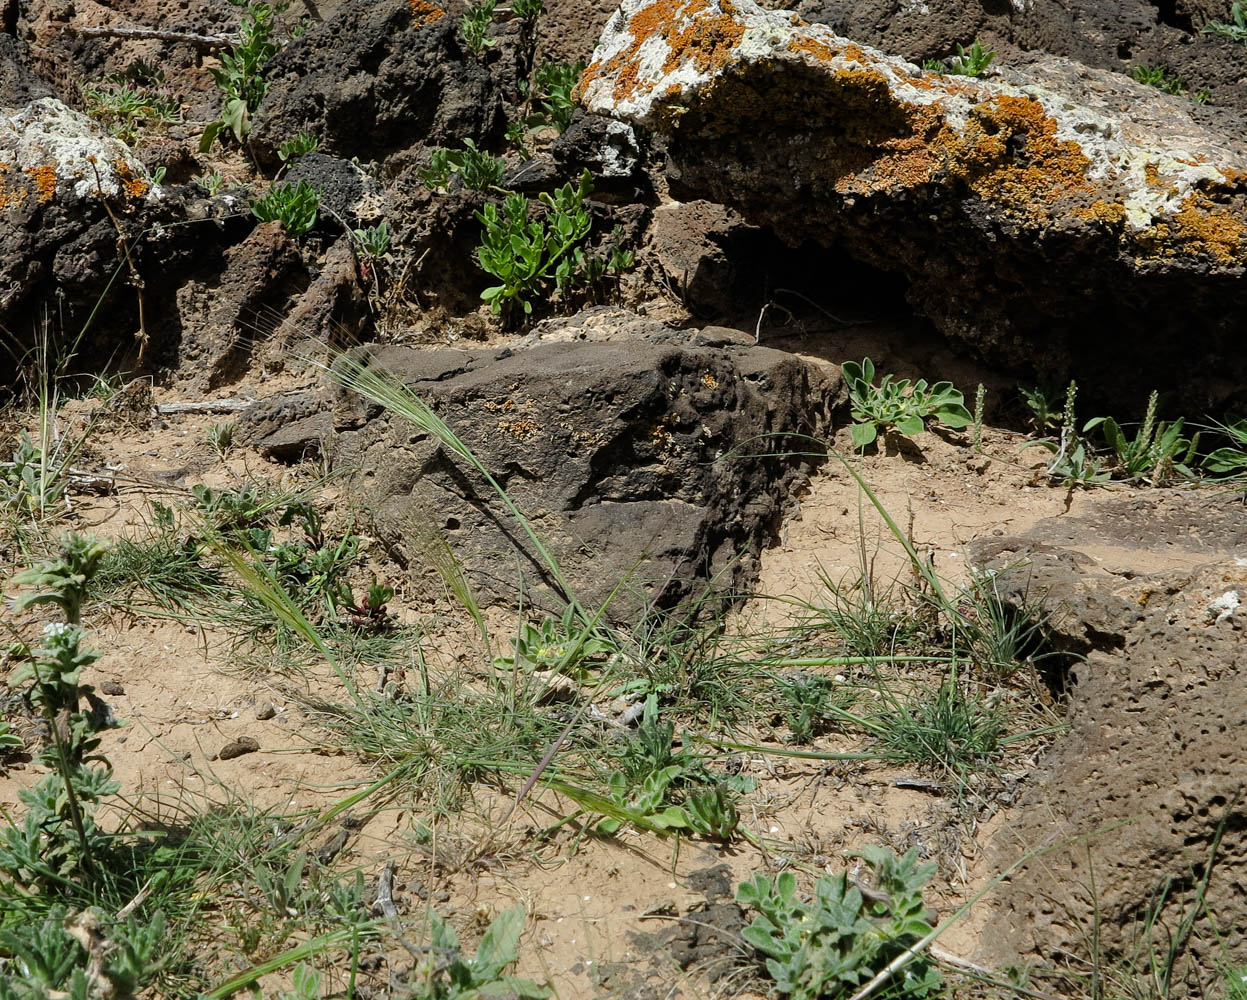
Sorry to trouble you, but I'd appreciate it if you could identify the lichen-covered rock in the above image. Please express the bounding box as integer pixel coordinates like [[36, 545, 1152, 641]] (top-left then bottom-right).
[[579, 0, 1247, 408], [794, 0, 1247, 114], [0, 97, 162, 374]]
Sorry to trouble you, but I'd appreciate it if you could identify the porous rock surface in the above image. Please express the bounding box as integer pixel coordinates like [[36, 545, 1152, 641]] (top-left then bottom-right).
[[249, 0, 504, 171], [248, 312, 840, 617], [579, 0, 1247, 408], [969, 491, 1247, 981]]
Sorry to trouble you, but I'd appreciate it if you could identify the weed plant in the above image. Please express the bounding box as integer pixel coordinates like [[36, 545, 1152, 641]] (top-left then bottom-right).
[[842, 358, 972, 449], [201, 0, 283, 148], [251, 179, 320, 236], [737, 846, 941, 1000], [1204, 1, 1247, 43], [421, 140, 507, 192], [460, 0, 497, 53], [924, 39, 994, 76], [80, 71, 181, 144], [277, 131, 320, 163], [532, 61, 586, 133]]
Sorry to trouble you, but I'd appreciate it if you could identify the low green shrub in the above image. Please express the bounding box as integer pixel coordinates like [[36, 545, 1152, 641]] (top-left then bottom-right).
[[842, 358, 973, 449], [251, 179, 320, 236]]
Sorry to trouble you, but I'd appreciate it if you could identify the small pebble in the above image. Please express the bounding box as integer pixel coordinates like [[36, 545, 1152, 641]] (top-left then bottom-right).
[[255, 702, 277, 720], [218, 736, 260, 760], [100, 681, 125, 696]]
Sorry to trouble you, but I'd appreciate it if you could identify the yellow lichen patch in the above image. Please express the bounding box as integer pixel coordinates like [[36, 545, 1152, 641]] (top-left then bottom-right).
[[25, 164, 57, 204], [114, 160, 148, 200], [700, 372, 718, 389], [935, 94, 1094, 224], [1143, 162, 1162, 187], [497, 417, 542, 440], [1171, 195, 1247, 264], [577, 0, 746, 105], [407, 0, 446, 24], [1075, 199, 1127, 227]]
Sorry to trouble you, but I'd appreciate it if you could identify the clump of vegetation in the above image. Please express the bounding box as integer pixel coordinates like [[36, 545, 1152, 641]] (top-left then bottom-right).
[[737, 846, 942, 1000], [1131, 65, 1210, 103], [924, 39, 994, 77], [1024, 385, 1199, 487], [80, 64, 181, 144], [475, 171, 593, 317], [459, 0, 497, 54], [842, 358, 973, 449], [416, 908, 548, 999], [250, 179, 320, 236], [531, 60, 586, 133], [420, 139, 507, 192], [1203, 417, 1247, 483], [1203, 1, 1247, 43], [277, 131, 320, 163], [201, 0, 283, 148]]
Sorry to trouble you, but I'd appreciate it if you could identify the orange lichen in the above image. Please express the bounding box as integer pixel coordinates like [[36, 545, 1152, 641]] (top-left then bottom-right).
[[407, 0, 446, 24], [786, 35, 837, 62], [576, 0, 746, 105], [25, 164, 57, 203], [114, 160, 148, 199], [1075, 199, 1127, 227], [1143, 162, 1162, 187], [1171, 195, 1247, 264], [934, 94, 1093, 224]]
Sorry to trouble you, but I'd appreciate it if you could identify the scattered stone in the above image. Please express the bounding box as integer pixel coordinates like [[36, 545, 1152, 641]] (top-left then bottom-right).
[[99, 681, 125, 696], [255, 702, 277, 721], [328, 313, 841, 619], [217, 736, 261, 760]]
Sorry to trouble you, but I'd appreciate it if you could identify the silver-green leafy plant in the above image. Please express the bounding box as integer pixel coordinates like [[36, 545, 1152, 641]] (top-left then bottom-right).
[[475, 170, 593, 318], [842, 358, 973, 449], [351, 221, 392, 264], [421, 139, 507, 192], [412, 907, 548, 1000], [736, 846, 942, 1000], [251, 179, 320, 236]]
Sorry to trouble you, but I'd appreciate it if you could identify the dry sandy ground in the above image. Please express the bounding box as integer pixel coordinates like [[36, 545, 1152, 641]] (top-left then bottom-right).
[[0, 360, 1216, 998]]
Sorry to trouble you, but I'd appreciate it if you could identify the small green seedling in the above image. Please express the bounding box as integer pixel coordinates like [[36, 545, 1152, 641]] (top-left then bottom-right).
[[414, 908, 549, 1000], [351, 222, 392, 264], [251, 180, 320, 236], [924, 39, 994, 77], [421, 139, 507, 192], [841, 358, 973, 449], [277, 132, 320, 162]]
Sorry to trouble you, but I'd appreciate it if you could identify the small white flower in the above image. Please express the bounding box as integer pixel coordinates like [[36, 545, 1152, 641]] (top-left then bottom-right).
[[42, 622, 71, 636]]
